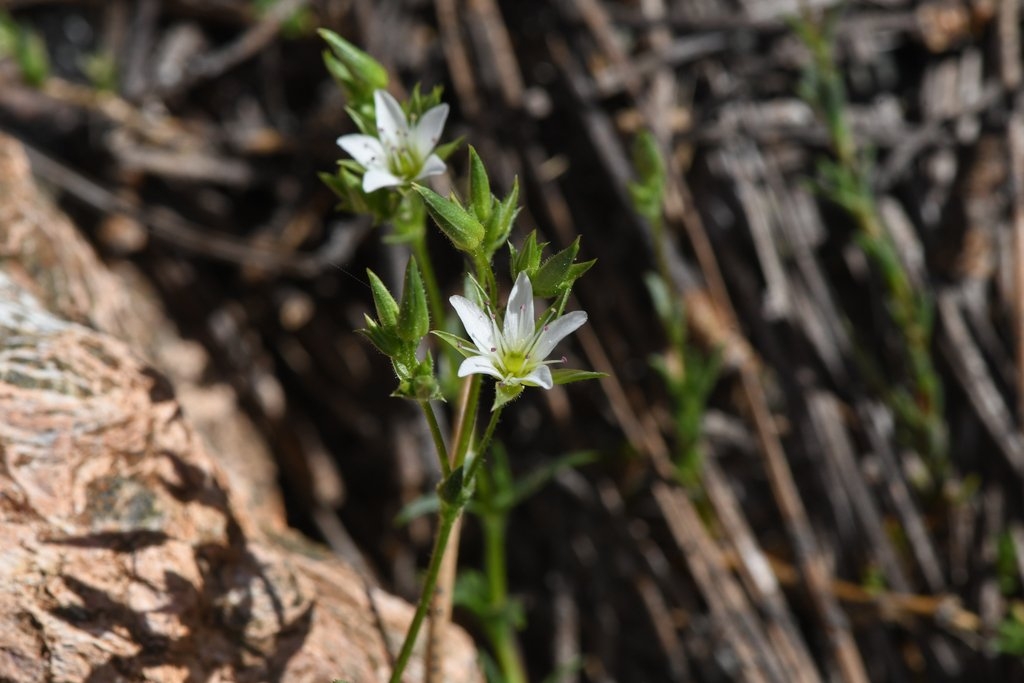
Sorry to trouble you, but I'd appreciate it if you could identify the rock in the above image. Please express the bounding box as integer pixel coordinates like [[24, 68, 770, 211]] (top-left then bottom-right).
[[0, 134, 482, 682]]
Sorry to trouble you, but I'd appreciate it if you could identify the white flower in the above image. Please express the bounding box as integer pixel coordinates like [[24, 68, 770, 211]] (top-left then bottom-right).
[[449, 272, 588, 389], [337, 90, 449, 193]]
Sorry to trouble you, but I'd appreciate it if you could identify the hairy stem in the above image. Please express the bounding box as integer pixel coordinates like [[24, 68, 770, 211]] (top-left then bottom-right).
[[412, 234, 445, 333], [419, 400, 450, 477], [389, 503, 462, 683], [483, 513, 528, 683]]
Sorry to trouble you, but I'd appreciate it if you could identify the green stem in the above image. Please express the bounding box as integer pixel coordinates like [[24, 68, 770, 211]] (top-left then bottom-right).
[[412, 234, 445, 332], [390, 392, 501, 682], [389, 503, 462, 683], [483, 513, 528, 683], [453, 375, 481, 469], [464, 406, 503, 485], [474, 253, 497, 305], [418, 400, 450, 478]]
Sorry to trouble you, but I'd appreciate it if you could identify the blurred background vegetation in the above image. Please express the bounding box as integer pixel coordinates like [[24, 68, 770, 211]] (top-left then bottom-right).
[[3, 0, 1024, 680]]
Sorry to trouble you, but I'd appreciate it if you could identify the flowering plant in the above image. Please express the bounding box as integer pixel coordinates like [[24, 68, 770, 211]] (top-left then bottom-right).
[[319, 29, 602, 683], [337, 89, 449, 192]]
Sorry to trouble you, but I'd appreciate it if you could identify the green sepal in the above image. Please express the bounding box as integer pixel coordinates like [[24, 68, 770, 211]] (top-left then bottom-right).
[[468, 146, 491, 221], [437, 465, 465, 506], [509, 230, 544, 281], [392, 357, 443, 401], [550, 369, 607, 385], [533, 237, 581, 297], [484, 177, 520, 256], [406, 83, 445, 120], [566, 258, 596, 282], [358, 315, 403, 358], [319, 168, 394, 223], [493, 383, 524, 411], [432, 330, 476, 358], [318, 29, 388, 93], [397, 258, 430, 342], [414, 184, 485, 254], [366, 269, 399, 328]]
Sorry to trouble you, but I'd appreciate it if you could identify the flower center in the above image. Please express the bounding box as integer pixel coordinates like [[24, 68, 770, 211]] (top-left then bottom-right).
[[501, 348, 529, 375]]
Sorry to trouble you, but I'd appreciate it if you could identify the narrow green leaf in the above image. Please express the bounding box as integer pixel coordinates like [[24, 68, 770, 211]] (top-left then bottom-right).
[[433, 136, 464, 161], [393, 492, 440, 527], [550, 369, 606, 385], [505, 450, 598, 509]]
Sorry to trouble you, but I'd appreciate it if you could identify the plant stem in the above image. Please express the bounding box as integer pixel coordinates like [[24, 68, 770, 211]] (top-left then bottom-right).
[[391, 383, 501, 682], [418, 399, 450, 477], [412, 234, 445, 333], [464, 406, 503, 485], [421, 375, 478, 681], [483, 513, 528, 683], [452, 375, 481, 469], [389, 502, 462, 683]]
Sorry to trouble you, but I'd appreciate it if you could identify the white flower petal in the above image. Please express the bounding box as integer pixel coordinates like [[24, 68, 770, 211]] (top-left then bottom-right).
[[450, 295, 495, 353], [503, 272, 535, 346], [414, 154, 447, 180], [374, 90, 409, 151], [531, 310, 587, 361], [458, 355, 505, 381], [338, 134, 386, 169], [410, 103, 449, 159], [520, 364, 553, 389], [362, 169, 404, 192]]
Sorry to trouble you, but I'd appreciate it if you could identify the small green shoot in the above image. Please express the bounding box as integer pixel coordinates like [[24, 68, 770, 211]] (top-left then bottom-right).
[[794, 15, 947, 476], [0, 12, 50, 87]]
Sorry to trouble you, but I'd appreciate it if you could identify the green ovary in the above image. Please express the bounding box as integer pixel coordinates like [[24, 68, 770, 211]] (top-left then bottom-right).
[[390, 148, 422, 178], [501, 349, 529, 376]]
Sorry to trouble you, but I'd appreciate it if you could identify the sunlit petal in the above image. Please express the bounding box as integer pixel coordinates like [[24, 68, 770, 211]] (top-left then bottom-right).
[[374, 90, 408, 151], [458, 355, 505, 381], [415, 154, 447, 180], [337, 134, 386, 169], [520, 365, 553, 389], [503, 272, 535, 346], [531, 311, 587, 361], [410, 103, 449, 159], [450, 295, 495, 353], [362, 169, 404, 192]]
